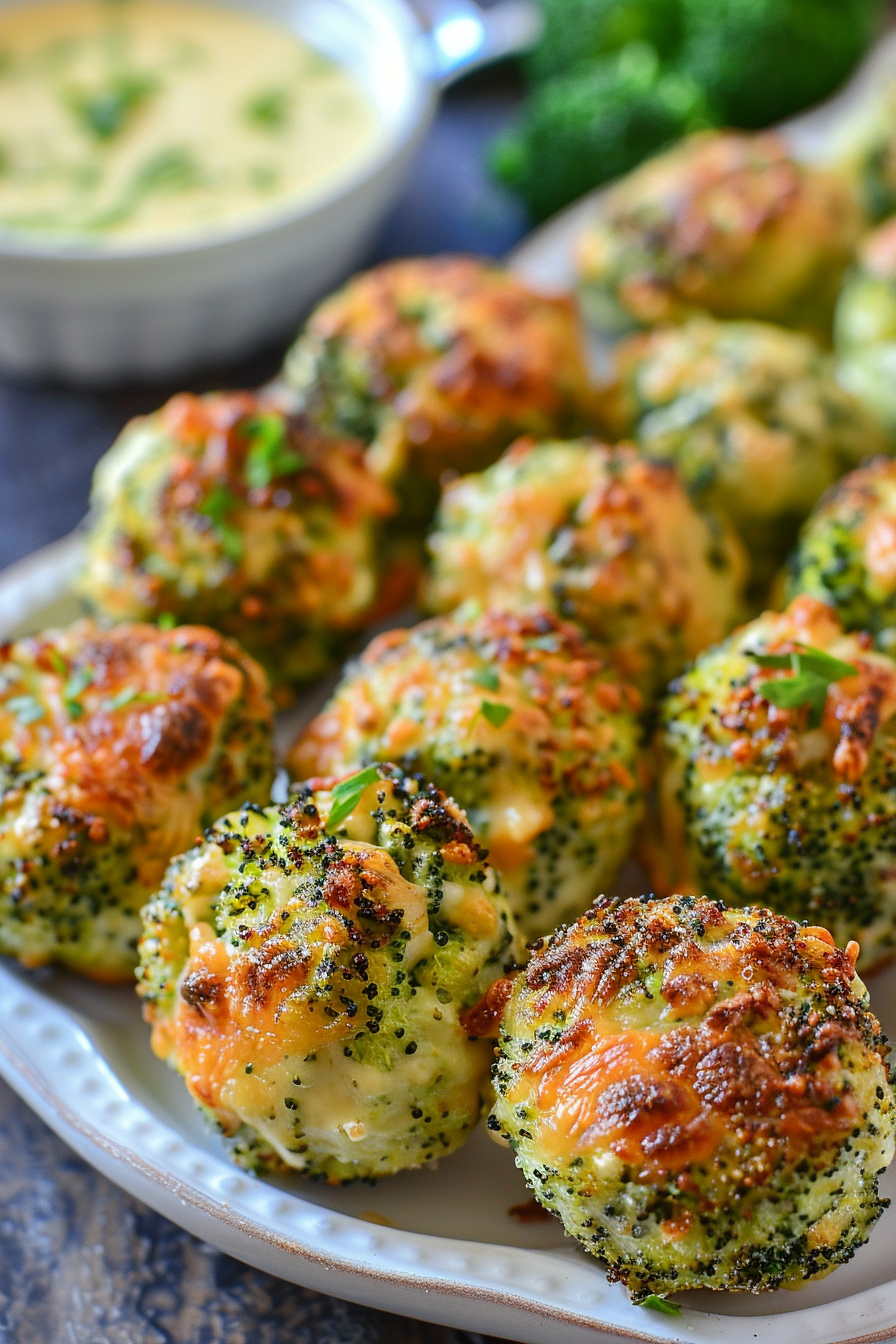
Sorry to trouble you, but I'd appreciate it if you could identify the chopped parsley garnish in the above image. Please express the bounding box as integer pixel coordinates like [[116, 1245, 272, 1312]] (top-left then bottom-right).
[[6, 694, 44, 725], [199, 484, 243, 563], [48, 648, 67, 678], [640, 1295, 681, 1316], [65, 70, 159, 141], [63, 665, 94, 718], [242, 413, 304, 490], [471, 667, 499, 692], [243, 86, 291, 131], [157, 612, 177, 630], [480, 700, 512, 729], [749, 644, 857, 729], [326, 766, 381, 833], [103, 687, 164, 711]]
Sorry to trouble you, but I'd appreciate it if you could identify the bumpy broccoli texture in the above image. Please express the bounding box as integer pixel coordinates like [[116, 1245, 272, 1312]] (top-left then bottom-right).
[[524, 0, 683, 84], [282, 255, 596, 520], [424, 436, 746, 699], [493, 45, 709, 224], [0, 620, 274, 979], [78, 390, 398, 696], [491, 894, 895, 1301], [836, 218, 896, 439], [658, 596, 896, 971], [678, 0, 884, 131], [603, 317, 885, 594], [787, 458, 896, 650], [576, 131, 862, 338], [289, 610, 645, 940], [138, 767, 518, 1183]]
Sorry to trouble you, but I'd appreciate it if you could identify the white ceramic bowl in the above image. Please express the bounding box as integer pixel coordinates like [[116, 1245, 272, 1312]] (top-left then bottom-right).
[[0, 0, 501, 383]]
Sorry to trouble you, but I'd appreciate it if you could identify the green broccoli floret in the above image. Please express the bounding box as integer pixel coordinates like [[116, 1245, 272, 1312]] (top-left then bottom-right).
[[679, 0, 884, 130], [492, 44, 711, 223], [524, 0, 683, 84]]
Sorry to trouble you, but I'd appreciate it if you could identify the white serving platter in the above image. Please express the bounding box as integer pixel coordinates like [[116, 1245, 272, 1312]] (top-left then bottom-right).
[[6, 35, 896, 1341]]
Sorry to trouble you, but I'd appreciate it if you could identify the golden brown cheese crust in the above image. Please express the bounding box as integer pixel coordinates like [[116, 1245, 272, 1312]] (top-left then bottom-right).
[[519, 899, 863, 1181], [492, 894, 895, 1299], [0, 619, 274, 977], [288, 608, 645, 938], [577, 131, 861, 336], [79, 390, 400, 695], [425, 437, 747, 697], [286, 255, 597, 483], [656, 596, 896, 969], [138, 769, 518, 1182]]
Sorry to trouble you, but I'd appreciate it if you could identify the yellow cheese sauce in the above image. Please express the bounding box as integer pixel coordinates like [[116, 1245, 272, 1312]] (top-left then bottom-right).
[[0, 0, 379, 244]]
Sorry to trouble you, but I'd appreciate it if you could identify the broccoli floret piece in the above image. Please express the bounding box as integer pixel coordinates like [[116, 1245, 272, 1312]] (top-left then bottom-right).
[[524, 0, 683, 84], [492, 44, 711, 223], [679, 0, 884, 130]]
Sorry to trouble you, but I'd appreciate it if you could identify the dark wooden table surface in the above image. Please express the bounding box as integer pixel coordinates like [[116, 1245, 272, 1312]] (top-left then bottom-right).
[[0, 64, 529, 1344]]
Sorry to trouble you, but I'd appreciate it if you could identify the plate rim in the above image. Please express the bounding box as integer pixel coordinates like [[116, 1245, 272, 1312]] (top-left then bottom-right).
[[4, 540, 896, 1344]]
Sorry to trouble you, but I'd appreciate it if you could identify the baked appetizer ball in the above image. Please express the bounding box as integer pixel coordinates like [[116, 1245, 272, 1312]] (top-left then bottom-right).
[[289, 610, 644, 940], [576, 130, 861, 338], [78, 391, 397, 696], [602, 317, 885, 592], [836, 217, 896, 438], [424, 437, 747, 698], [0, 620, 273, 979], [491, 894, 895, 1302], [658, 596, 896, 971], [282, 255, 595, 501], [787, 458, 896, 651], [138, 766, 518, 1182]]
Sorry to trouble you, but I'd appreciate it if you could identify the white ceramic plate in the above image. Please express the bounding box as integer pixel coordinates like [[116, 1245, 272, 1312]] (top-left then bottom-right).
[[7, 39, 896, 1340]]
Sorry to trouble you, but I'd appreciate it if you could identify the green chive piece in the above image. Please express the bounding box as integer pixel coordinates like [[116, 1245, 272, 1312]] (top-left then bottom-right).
[[326, 766, 382, 833], [472, 667, 499, 692], [480, 700, 512, 728], [640, 1295, 681, 1315], [6, 694, 44, 725]]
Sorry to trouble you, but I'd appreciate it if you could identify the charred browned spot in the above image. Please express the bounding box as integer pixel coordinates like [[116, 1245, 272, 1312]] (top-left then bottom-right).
[[180, 969, 224, 1016], [409, 795, 469, 845], [525, 936, 636, 1008], [321, 860, 362, 911], [662, 972, 715, 1015], [282, 796, 322, 840], [243, 939, 308, 1008], [460, 976, 515, 1038], [591, 1076, 691, 1134], [692, 1041, 780, 1114], [139, 700, 213, 775]]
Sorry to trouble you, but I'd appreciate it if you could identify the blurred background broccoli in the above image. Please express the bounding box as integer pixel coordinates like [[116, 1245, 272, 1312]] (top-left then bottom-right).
[[494, 0, 886, 221]]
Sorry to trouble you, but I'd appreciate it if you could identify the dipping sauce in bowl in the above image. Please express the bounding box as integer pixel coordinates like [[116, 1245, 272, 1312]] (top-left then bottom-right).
[[0, 0, 380, 245]]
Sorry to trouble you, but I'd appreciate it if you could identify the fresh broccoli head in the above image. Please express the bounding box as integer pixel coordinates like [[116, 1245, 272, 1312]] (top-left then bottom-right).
[[492, 44, 711, 223], [679, 0, 884, 131], [525, 0, 683, 85]]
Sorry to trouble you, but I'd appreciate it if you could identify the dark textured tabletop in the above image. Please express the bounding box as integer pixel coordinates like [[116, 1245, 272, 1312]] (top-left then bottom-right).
[[0, 64, 528, 1344]]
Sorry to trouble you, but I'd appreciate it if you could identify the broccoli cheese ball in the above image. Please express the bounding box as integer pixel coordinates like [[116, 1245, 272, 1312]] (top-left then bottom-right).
[[787, 458, 896, 650], [491, 894, 895, 1302], [138, 767, 518, 1182], [424, 438, 746, 698], [282, 255, 596, 504], [836, 218, 896, 439], [289, 610, 644, 940], [78, 390, 398, 696], [602, 317, 886, 593], [658, 596, 896, 971], [576, 130, 861, 338], [0, 620, 273, 979]]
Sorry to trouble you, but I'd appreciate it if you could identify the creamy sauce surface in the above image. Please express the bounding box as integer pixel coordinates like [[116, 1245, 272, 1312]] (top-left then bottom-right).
[[0, 0, 379, 244]]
